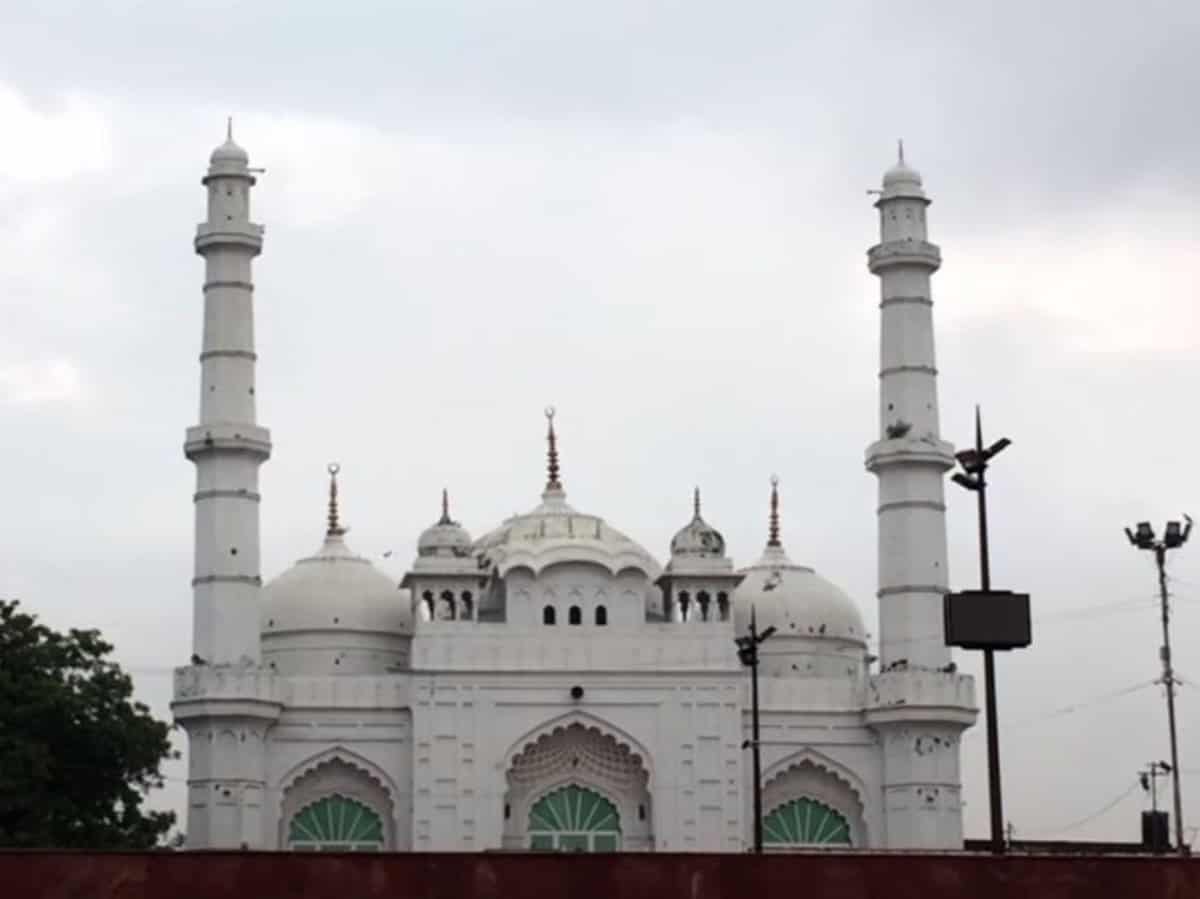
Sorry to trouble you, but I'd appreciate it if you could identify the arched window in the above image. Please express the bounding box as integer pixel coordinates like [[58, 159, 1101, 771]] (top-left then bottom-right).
[[762, 798, 852, 847], [529, 785, 621, 852], [439, 589, 456, 620], [717, 592, 730, 621], [568, 605, 582, 626], [460, 590, 474, 620], [543, 605, 556, 625], [288, 794, 384, 851], [677, 591, 691, 622], [421, 590, 434, 621], [594, 605, 607, 626], [697, 591, 711, 622]]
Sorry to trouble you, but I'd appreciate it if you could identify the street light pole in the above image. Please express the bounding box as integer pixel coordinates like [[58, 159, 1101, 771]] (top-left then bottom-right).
[[737, 606, 775, 854], [951, 407, 1012, 855], [1125, 516, 1192, 856]]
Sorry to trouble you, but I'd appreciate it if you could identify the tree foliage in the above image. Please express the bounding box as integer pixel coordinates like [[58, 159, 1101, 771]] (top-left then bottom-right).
[[0, 598, 177, 848]]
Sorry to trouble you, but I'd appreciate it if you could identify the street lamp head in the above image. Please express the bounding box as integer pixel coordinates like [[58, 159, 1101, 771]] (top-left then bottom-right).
[[1127, 521, 1156, 549], [987, 437, 1012, 458], [952, 472, 980, 492], [954, 448, 982, 472], [1165, 520, 1184, 549], [760, 626, 777, 642]]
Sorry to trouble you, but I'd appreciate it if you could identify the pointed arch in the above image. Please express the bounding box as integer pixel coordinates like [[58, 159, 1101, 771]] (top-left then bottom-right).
[[276, 746, 400, 851], [761, 748, 868, 848], [762, 747, 867, 808], [502, 715, 653, 852], [502, 710, 655, 785]]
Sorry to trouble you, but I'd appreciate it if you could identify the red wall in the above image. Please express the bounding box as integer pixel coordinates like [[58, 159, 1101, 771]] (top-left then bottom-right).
[[1, 851, 1196, 899]]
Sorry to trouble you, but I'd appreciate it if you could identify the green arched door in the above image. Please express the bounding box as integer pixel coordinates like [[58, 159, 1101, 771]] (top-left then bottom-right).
[[529, 785, 621, 852], [763, 798, 852, 847], [287, 794, 385, 851]]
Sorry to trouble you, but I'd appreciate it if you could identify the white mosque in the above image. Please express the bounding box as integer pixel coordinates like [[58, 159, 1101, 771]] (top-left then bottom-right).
[[171, 129, 977, 853]]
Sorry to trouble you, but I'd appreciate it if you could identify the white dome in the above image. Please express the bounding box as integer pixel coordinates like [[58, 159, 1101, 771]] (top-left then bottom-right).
[[417, 490, 473, 559], [474, 486, 659, 578], [263, 532, 408, 636], [210, 137, 248, 165], [734, 544, 866, 644], [669, 489, 726, 559]]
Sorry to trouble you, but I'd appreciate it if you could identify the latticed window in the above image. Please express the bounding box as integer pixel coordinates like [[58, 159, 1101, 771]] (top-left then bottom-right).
[[762, 797, 851, 847], [528, 785, 621, 852], [287, 794, 385, 851]]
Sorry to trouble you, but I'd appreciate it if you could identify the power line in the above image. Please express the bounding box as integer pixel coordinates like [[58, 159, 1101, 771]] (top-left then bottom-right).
[[962, 680, 1156, 738], [1021, 780, 1141, 836]]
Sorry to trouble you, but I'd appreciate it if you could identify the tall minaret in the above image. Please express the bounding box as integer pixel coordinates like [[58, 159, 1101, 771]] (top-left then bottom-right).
[[184, 120, 271, 665], [863, 146, 976, 849], [172, 126, 280, 850]]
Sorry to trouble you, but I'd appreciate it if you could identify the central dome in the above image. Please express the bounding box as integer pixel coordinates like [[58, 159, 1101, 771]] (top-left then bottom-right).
[[474, 486, 659, 578], [473, 409, 659, 577]]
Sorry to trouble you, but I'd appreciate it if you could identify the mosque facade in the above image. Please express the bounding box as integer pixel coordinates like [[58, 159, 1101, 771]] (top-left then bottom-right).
[[171, 130, 976, 853]]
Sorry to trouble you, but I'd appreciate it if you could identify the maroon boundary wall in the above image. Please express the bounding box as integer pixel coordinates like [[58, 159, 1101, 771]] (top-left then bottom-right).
[[1, 850, 1197, 899]]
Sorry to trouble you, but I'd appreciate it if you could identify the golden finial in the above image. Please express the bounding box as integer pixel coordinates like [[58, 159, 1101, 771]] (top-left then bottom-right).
[[767, 475, 781, 547], [326, 463, 345, 537], [544, 406, 562, 491]]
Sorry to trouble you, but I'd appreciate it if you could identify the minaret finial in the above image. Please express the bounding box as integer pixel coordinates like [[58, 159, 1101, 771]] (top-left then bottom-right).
[[767, 475, 781, 547], [439, 487, 452, 525], [544, 406, 562, 492], [326, 463, 345, 537], [693, 486, 702, 519], [227, 116, 234, 142], [898, 138, 905, 164]]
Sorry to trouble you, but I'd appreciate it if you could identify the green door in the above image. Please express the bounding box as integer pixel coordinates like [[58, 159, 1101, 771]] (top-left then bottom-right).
[[528, 785, 621, 852]]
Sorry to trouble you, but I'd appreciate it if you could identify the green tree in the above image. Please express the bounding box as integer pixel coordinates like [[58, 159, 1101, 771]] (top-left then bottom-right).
[[0, 599, 177, 848]]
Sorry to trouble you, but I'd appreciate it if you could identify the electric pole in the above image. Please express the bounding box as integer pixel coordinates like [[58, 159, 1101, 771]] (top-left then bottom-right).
[[737, 606, 775, 854], [1125, 515, 1192, 856]]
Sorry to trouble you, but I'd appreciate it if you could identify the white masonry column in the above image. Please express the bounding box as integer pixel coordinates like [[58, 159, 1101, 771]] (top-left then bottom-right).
[[185, 123, 271, 666], [172, 125, 280, 850], [863, 148, 976, 849]]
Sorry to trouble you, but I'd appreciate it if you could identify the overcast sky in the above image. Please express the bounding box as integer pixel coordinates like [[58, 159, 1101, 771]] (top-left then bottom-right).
[[2, 0, 1199, 845]]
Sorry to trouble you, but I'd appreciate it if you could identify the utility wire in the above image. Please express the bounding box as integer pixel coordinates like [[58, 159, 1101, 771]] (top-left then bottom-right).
[[1021, 780, 1141, 836]]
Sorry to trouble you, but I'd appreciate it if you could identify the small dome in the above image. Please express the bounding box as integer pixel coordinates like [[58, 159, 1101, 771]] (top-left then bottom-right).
[[210, 136, 248, 165], [733, 479, 866, 679], [261, 465, 410, 676], [417, 490, 473, 559], [262, 532, 410, 638], [669, 488, 726, 558], [734, 544, 865, 645], [880, 142, 926, 200]]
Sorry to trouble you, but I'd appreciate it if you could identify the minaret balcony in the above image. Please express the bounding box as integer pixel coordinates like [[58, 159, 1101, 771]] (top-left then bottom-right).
[[864, 669, 977, 728], [185, 423, 272, 461], [195, 222, 264, 254], [865, 435, 955, 475], [867, 240, 941, 274], [172, 662, 282, 724]]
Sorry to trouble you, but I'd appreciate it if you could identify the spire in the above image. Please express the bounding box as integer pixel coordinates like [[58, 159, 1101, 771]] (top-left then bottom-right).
[[693, 486, 702, 520], [227, 116, 234, 142], [767, 475, 781, 547], [544, 406, 562, 492], [326, 463, 345, 537], [897, 138, 905, 164], [439, 487, 453, 525]]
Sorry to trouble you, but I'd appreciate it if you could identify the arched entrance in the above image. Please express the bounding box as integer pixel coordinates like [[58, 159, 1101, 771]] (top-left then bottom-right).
[[287, 794, 385, 851], [529, 785, 621, 852], [763, 797, 852, 847], [503, 721, 652, 851]]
